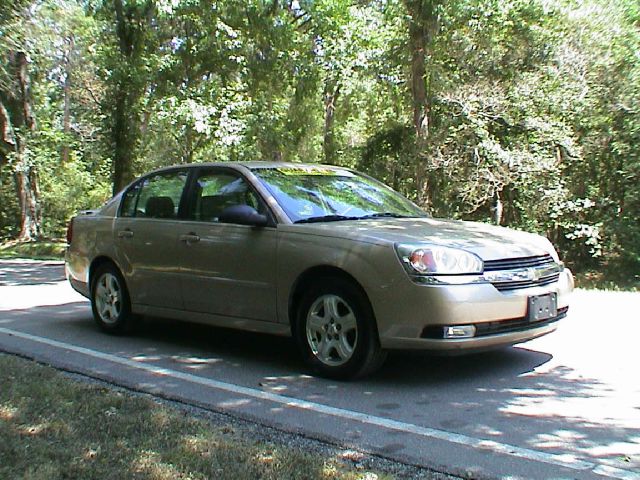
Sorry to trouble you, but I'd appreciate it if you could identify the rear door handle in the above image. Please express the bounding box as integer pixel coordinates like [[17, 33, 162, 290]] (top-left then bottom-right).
[[180, 233, 200, 243], [117, 229, 134, 239]]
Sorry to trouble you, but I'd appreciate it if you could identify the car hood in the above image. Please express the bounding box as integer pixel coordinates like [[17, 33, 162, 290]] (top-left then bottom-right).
[[285, 217, 555, 262]]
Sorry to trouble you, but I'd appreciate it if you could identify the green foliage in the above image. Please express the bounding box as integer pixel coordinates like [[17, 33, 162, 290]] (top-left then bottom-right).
[[361, 125, 417, 195], [0, 0, 638, 285]]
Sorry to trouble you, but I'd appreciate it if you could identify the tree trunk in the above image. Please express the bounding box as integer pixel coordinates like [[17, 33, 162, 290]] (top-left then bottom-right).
[[323, 82, 341, 165], [61, 34, 74, 164], [184, 123, 194, 164], [1, 93, 39, 240], [112, 88, 135, 194], [15, 51, 36, 131], [493, 190, 504, 226], [183, 21, 195, 165], [0, 100, 15, 166], [408, 14, 428, 141], [13, 51, 40, 240], [109, 0, 155, 194], [404, 0, 439, 142], [15, 159, 40, 240], [404, 0, 440, 207]]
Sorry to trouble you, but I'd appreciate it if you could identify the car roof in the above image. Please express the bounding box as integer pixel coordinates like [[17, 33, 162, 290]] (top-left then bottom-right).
[[241, 161, 324, 169], [146, 161, 350, 173]]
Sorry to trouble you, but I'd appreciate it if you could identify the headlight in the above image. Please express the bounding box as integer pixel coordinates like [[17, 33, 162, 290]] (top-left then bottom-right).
[[396, 244, 484, 275]]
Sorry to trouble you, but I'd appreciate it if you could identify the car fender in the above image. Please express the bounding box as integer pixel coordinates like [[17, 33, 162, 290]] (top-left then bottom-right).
[[276, 230, 407, 327]]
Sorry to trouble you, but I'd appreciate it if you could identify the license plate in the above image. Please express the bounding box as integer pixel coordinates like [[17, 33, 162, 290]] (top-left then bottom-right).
[[528, 293, 558, 322]]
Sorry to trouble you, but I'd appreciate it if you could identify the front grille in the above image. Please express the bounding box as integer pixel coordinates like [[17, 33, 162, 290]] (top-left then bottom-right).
[[483, 254, 561, 291], [491, 274, 560, 291], [484, 254, 554, 271]]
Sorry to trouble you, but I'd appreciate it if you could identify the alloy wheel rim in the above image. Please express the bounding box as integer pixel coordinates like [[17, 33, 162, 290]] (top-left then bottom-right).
[[95, 273, 122, 324], [306, 294, 358, 367]]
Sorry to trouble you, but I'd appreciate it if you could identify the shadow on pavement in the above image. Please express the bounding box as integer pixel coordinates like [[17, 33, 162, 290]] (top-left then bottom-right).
[[101, 317, 640, 471], [0, 260, 65, 286]]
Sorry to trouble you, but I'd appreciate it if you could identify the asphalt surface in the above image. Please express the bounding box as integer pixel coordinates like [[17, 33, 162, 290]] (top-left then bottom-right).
[[1, 259, 639, 480]]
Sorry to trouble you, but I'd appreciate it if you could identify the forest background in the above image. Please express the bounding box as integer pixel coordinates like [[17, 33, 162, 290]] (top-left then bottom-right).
[[1, 0, 638, 287]]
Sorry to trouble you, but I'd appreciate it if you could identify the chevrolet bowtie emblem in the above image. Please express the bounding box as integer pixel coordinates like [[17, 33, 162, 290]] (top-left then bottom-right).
[[527, 267, 541, 282]]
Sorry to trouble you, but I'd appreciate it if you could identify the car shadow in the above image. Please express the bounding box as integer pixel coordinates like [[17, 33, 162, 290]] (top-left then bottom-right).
[[373, 347, 553, 386], [131, 316, 303, 369], [127, 316, 552, 387]]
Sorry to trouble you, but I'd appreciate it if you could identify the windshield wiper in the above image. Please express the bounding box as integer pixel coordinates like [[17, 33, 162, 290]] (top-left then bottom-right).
[[295, 212, 416, 224], [358, 212, 411, 219], [294, 214, 360, 224]]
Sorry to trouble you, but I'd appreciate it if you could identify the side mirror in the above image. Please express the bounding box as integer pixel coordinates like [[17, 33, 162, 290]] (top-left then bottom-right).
[[218, 205, 268, 227]]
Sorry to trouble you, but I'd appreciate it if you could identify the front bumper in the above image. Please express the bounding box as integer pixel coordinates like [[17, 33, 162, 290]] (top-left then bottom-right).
[[375, 268, 573, 351]]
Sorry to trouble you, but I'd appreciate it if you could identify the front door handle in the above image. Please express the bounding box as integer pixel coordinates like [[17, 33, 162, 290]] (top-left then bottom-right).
[[117, 229, 134, 239], [180, 233, 200, 244]]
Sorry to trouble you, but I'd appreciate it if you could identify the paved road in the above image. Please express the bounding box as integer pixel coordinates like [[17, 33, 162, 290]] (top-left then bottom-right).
[[1, 259, 639, 480]]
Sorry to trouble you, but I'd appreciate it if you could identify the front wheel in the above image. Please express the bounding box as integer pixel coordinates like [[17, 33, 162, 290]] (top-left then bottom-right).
[[91, 263, 133, 334], [295, 278, 387, 380]]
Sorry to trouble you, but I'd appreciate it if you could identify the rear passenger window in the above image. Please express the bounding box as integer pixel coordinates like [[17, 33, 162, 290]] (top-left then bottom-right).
[[121, 170, 188, 219]]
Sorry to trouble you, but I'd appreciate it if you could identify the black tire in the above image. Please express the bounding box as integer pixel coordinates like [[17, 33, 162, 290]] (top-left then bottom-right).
[[295, 277, 387, 380], [90, 263, 134, 334]]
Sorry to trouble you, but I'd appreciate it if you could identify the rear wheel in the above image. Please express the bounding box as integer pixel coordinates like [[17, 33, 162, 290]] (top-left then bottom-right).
[[295, 278, 387, 379], [91, 263, 133, 334]]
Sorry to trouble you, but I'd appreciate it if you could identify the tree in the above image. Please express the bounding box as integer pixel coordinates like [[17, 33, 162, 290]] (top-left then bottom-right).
[[0, 0, 637, 286], [1, 0, 41, 240], [141, 0, 248, 166], [97, 0, 157, 194]]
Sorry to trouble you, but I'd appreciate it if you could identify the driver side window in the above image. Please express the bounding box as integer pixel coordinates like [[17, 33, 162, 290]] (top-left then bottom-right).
[[190, 170, 265, 222]]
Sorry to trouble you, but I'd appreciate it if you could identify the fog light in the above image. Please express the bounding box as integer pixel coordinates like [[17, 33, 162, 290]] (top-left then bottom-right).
[[443, 325, 476, 339]]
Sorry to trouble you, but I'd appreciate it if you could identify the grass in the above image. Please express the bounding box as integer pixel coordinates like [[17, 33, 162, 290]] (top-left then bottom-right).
[[0, 354, 391, 480], [0, 240, 66, 260]]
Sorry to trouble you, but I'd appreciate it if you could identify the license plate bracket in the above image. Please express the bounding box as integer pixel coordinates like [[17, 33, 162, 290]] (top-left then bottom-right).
[[528, 293, 558, 322]]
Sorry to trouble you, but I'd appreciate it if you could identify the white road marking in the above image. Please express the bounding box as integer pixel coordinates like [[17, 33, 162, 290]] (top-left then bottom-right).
[[1, 326, 638, 480], [594, 465, 640, 480]]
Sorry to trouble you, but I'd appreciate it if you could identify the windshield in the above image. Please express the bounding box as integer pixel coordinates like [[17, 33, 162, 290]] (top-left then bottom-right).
[[252, 166, 427, 223]]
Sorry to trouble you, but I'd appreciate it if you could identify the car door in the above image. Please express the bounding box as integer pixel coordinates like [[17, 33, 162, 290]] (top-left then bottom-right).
[[178, 167, 278, 322], [114, 168, 189, 309]]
